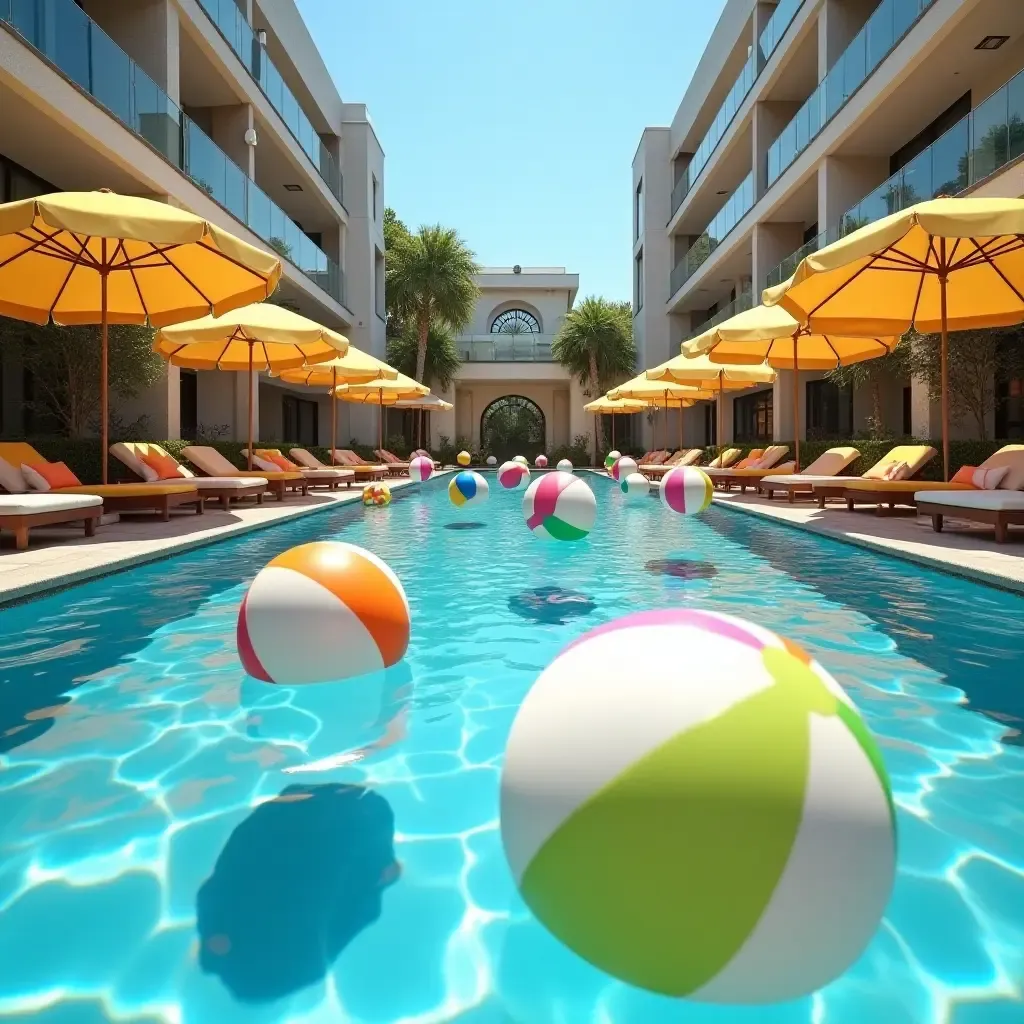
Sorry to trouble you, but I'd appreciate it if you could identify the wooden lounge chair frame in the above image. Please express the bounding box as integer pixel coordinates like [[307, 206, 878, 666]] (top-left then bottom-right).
[[917, 497, 1024, 543], [0, 504, 100, 550], [333, 451, 388, 480]]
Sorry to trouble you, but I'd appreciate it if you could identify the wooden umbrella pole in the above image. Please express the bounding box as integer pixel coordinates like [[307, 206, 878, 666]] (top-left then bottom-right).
[[611, 413, 615, 451], [792, 332, 800, 472], [247, 340, 254, 471], [718, 372, 724, 463], [939, 240, 950, 482], [378, 390, 383, 453], [678, 399, 683, 450], [331, 366, 337, 466], [100, 251, 109, 484]]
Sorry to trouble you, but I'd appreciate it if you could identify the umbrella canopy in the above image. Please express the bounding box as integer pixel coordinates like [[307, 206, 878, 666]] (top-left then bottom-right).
[[0, 190, 281, 480], [390, 394, 453, 411], [334, 374, 430, 451], [583, 396, 648, 452], [608, 376, 710, 452], [764, 197, 1024, 479], [154, 303, 346, 468]]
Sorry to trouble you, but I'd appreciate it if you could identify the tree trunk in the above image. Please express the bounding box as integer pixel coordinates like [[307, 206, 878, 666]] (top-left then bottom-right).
[[414, 308, 430, 385], [588, 351, 600, 465]]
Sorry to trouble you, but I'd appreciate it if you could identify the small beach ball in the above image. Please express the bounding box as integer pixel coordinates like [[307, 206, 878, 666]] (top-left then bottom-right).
[[500, 608, 896, 1003], [604, 449, 621, 471], [660, 465, 712, 515], [409, 455, 434, 483], [522, 472, 596, 541], [449, 470, 489, 508], [362, 482, 391, 507], [486, 455, 497, 466], [498, 461, 530, 490], [556, 459, 573, 473], [611, 455, 637, 482], [514, 455, 528, 466], [237, 542, 411, 684], [535, 454, 548, 468], [457, 450, 471, 466], [620, 472, 649, 500]]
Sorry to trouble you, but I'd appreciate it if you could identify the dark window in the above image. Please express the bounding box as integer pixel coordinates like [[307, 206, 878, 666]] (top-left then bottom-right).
[[890, 92, 972, 176], [903, 386, 912, 436], [1, 153, 56, 203], [803, 222, 819, 244], [734, 389, 773, 443], [704, 403, 717, 445], [180, 370, 198, 440], [995, 336, 1024, 439], [806, 379, 853, 439], [282, 394, 319, 445], [22, 368, 34, 435]]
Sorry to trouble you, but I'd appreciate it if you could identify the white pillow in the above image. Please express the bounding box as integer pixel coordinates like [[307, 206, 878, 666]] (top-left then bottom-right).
[[973, 466, 1008, 490], [0, 456, 28, 494], [137, 461, 159, 482], [252, 455, 279, 472], [21, 464, 51, 491]]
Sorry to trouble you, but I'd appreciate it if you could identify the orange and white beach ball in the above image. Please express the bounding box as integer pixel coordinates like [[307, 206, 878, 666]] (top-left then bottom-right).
[[237, 542, 410, 684], [363, 482, 391, 506]]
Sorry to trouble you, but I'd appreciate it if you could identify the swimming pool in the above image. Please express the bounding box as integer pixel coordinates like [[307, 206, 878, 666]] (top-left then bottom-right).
[[1, 473, 1022, 1023]]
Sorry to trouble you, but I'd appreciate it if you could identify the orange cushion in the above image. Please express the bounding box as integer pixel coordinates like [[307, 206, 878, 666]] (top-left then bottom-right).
[[140, 450, 184, 480], [22, 460, 82, 490], [268, 453, 300, 471], [951, 465, 978, 486]]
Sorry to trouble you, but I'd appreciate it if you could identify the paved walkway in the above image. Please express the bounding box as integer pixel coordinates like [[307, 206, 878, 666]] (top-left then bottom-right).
[[713, 491, 1024, 593]]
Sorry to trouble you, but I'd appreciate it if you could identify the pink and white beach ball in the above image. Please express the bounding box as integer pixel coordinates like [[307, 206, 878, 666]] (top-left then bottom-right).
[[535, 454, 549, 468], [660, 465, 713, 516], [523, 472, 596, 541], [498, 460, 530, 490], [611, 456, 638, 482], [409, 454, 434, 482]]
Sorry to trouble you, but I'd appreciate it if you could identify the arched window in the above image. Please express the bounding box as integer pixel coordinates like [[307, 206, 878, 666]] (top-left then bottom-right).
[[491, 309, 541, 334]]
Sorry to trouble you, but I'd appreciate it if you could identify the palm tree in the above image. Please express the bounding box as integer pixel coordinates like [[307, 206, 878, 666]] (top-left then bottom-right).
[[386, 323, 462, 392], [553, 296, 637, 458], [386, 225, 479, 384]]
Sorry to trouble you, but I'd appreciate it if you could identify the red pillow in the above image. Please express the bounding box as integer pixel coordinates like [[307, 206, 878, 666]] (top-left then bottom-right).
[[950, 465, 978, 486], [22, 460, 82, 490], [140, 450, 184, 480], [268, 453, 299, 471]]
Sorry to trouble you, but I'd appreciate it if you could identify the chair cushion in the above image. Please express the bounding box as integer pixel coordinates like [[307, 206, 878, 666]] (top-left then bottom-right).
[[268, 453, 300, 471], [882, 460, 910, 481], [978, 444, 1024, 489], [844, 479, 974, 493], [189, 477, 269, 490], [288, 448, 322, 469], [0, 493, 102, 515], [54, 483, 197, 497], [22, 461, 82, 491], [801, 447, 860, 476], [974, 466, 1008, 490], [863, 445, 935, 480], [950, 465, 978, 486], [140, 450, 186, 480], [915, 490, 1024, 511]]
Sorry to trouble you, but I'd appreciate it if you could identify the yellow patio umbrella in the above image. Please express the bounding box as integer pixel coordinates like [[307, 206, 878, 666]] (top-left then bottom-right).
[[276, 350, 398, 465], [583, 395, 648, 452], [154, 303, 346, 469], [333, 374, 429, 452], [678, 304, 896, 470], [0, 190, 281, 480], [608, 376, 711, 452], [764, 196, 1024, 480]]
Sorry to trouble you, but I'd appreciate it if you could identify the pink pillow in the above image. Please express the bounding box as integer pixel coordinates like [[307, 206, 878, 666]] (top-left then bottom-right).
[[972, 466, 1008, 490], [882, 461, 910, 481]]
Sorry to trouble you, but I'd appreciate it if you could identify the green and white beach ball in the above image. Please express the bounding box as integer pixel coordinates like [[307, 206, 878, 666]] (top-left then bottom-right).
[[604, 449, 621, 471], [500, 608, 896, 1004]]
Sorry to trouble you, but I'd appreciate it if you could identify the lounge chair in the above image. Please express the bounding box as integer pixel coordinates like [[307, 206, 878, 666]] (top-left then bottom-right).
[[838, 445, 959, 513], [331, 450, 389, 480], [375, 450, 411, 475], [916, 490, 1024, 543], [642, 449, 703, 480], [706, 446, 793, 492], [288, 448, 356, 486], [412, 449, 441, 469], [757, 447, 862, 502], [0, 442, 203, 520], [0, 493, 102, 549], [705, 448, 741, 470], [182, 446, 307, 500], [245, 449, 351, 490], [111, 442, 268, 510]]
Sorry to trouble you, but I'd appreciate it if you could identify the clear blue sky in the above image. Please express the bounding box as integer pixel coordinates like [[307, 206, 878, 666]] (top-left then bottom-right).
[[296, 0, 726, 304]]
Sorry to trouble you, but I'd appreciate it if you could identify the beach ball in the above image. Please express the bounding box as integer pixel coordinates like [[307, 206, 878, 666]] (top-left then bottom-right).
[[611, 455, 637, 482], [556, 459, 573, 473], [449, 470, 489, 508], [535, 454, 548, 468], [660, 465, 712, 515], [409, 455, 434, 483], [498, 460, 530, 490], [514, 455, 528, 466], [237, 542, 411, 685], [362, 482, 391, 507], [604, 449, 621, 471], [620, 472, 649, 500], [486, 455, 497, 466], [500, 608, 896, 1003], [522, 472, 596, 542], [457, 450, 471, 466]]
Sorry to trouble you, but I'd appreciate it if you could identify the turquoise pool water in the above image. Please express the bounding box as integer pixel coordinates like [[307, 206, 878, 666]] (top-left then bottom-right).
[[1, 473, 1023, 1023]]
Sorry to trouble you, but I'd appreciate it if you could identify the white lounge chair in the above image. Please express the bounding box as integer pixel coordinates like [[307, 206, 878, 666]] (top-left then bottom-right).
[[0, 493, 103, 550]]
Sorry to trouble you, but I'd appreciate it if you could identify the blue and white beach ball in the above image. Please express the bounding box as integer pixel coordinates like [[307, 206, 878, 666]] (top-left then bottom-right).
[[448, 470, 489, 508], [500, 609, 896, 1003], [620, 471, 649, 500]]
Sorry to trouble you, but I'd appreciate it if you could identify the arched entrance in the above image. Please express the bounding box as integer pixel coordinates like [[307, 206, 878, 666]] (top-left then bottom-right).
[[480, 395, 546, 462]]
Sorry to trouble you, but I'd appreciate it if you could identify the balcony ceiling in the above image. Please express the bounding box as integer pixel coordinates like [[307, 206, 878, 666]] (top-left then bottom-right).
[[765, 32, 818, 104], [178, 27, 244, 109], [673, 123, 754, 236]]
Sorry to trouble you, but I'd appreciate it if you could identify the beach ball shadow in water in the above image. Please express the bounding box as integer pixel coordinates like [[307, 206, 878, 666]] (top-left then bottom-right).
[[645, 558, 719, 582], [508, 586, 596, 625], [196, 783, 398, 1003], [444, 521, 487, 530]]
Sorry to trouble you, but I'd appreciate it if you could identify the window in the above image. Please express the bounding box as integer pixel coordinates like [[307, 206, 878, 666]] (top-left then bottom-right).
[[635, 178, 644, 240], [734, 389, 773, 442], [996, 336, 1024, 438], [372, 175, 379, 222], [903, 386, 912, 436], [491, 309, 541, 334], [1, 154, 55, 203], [180, 370, 198, 440], [806, 379, 853, 439], [634, 248, 644, 314], [704, 403, 717, 445], [374, 247, 385, 320], [282, 394, 319, 445]]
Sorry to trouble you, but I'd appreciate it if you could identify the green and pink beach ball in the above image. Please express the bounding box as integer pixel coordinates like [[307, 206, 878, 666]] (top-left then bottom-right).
[[660, 464, 713, 515], [522, 472, 596, 541], [604, 449, 621, 471], [500, 609, 896, 1004]]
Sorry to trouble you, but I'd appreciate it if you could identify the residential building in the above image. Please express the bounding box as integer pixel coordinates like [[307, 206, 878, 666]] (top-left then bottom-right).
[[0, 0, 386, 447], [430, 267, 597, 458], [634, 0, 1024, 449]]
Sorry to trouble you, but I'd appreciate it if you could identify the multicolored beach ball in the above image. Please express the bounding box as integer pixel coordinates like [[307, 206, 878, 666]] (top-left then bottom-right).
[[620, 471, 649, 500], [500, 608, 896, 1003], [535, 454, 549, 468], [498, 460, 530, 490], [486, 455, 497, 466], [604, 449, 621, 471], [449, 470, 489, 507], [457, 450, 471, 466], [362, 482, 391, 507], [409, 455, 434, 483], [556, 459, 573, 473], [522, 472, 596, 541], [660, 465, 712, 515], [611, 455, 637, 482], [237, 542, 411, 684], [514, 455, 529, 466]]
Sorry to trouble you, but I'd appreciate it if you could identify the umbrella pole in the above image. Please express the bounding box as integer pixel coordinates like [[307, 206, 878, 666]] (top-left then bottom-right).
[[331, 366, 337, 466], [611, 414, 615, 451], [792, 332, 800, 472], [247, 341, 254, 471], [718, 372, 724, 463], [378, 391, 383, 453], [939, 260, 950, 482], [678, 400, 683, 450], [100, 253, 109, 484]]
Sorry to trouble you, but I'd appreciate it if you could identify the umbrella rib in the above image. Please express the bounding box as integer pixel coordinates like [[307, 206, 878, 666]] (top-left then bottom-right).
[[261, 340, 272, 371], [972, 237, 1024, 306], [214, 336, 233, 370], [0, 228, 92, 271], [194, 239, 271, 287], [125, 257, 149, 321], [909, 264, 927, 328], [45, 231, 97, 321], [150, 246, 217, 312], [953, 235, 1024, 271], [807, 249, 891, 319]]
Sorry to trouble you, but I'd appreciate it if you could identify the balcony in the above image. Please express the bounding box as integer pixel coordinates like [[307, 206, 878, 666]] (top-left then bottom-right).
[[1, 0, 345, 307], [194, 0, 343, 206], [765, 65, 1024, 288], [457, 335, 556, 362], [767, 0, 937, 187], [758, 0, 805, 66], [682, 289, 754, 344], [670, 172, 754, 298]]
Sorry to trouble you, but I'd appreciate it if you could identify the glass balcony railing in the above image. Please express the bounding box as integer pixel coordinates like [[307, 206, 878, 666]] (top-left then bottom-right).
[[194, 0, 343, 205], [683, 289, 754, 343], [1, 0, 344, 306], [767, 0, 936, 187], [456, 335, 556, 362], [670, 172, 754, 297], [765, 66, 1024, 288], [758, 0, 805, 66]]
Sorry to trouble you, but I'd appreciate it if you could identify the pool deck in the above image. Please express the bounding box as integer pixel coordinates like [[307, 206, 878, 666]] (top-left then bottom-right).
[[0, 478, 415, 605], [713, 491, 1024, 594]]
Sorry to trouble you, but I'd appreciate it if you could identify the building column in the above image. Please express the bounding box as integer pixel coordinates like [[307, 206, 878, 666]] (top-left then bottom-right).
[[751, 221, 804, 297], [752, 2, 774, 71], [773, 371, 802, 443], [752, 101, 799, 201], [234, 370, 259, 445], [211, 104, 256, 179]]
